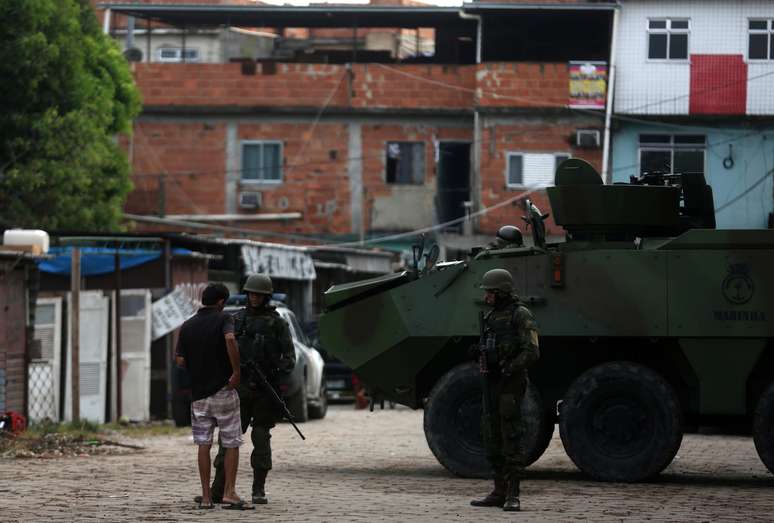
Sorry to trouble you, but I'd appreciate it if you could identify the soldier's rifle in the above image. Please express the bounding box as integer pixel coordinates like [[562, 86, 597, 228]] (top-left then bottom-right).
[[477, 311, 497, 423], [243, 360, 306, 441]]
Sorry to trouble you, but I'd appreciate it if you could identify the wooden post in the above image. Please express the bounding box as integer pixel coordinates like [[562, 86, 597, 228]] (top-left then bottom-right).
[[70, 248, 80, 421], [163, 240, 173, 420], [114, 252, 122, 420]]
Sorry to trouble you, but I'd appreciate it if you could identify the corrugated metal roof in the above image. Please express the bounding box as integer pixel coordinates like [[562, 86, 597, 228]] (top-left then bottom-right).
[[97, 3, 473, 27]]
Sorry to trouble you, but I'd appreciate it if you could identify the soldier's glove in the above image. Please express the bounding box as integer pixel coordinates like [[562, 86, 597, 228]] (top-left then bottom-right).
[[500, 360, 513, 377]]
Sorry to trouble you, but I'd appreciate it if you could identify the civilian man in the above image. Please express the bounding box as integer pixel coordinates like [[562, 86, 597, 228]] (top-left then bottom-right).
[[176, 283, 251, 510]]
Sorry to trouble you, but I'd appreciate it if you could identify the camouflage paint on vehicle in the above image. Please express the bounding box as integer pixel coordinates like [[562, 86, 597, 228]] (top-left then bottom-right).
[[320, 159, 774, 480]]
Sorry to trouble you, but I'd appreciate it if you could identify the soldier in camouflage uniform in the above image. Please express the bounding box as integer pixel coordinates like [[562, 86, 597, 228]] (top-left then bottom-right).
[[211, 274, 295, 505], [485, 225, 524, 251], [471, 268, 540, 512]]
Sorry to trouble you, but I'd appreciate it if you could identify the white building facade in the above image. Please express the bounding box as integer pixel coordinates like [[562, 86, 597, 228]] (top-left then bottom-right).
[[611, 0, 774, 229]]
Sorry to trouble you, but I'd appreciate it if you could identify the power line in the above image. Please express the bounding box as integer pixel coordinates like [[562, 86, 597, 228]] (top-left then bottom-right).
[[714, 168, 774, 214], [123, 181, 544, 249]]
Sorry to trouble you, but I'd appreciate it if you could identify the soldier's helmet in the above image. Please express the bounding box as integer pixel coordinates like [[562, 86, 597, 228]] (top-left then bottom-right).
[[496, 225, 523, 246], [243, 273, 273, 295], [480, 268, 514, 293]]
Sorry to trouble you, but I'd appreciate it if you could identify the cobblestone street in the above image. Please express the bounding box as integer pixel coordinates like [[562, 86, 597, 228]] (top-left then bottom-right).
[[2, 405, 773, 522]]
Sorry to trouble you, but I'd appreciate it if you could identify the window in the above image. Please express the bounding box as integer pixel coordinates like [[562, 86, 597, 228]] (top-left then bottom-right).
[[639, 134, 705, 176], [506, 153, 570, 188], [156, 47, 200, 63], [242, 142, 283, 183], [648, 19, 689, 60], [34, 303, 56, 325], [121, 295, 146, 318], [749, 19, 774, 60], [386, 142, 425, 184]]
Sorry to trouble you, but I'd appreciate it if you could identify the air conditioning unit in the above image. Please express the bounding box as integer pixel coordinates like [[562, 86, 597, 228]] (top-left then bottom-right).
[[239, 191, 262, 209], [575, 129, 602, 149]]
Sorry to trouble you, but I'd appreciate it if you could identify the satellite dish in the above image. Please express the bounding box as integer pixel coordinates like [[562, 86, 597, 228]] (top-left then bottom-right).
[[123, 47, 143, 62], [555, 158, 603, 186]]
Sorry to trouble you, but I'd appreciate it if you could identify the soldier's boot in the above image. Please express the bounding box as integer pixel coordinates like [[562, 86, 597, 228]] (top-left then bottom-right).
[[502, 479, 520, 512], [252, 469, 269, 504], [470, 477, 506, 507]]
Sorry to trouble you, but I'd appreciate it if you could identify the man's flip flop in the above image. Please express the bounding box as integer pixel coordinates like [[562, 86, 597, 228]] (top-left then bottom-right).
[[222, 500, 255, 511], [197, 501, 215, 510], [193, 495, 222, 504]]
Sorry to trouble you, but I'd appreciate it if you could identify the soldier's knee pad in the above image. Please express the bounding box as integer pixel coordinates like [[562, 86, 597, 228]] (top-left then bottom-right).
[[250, 425, 273, 470]]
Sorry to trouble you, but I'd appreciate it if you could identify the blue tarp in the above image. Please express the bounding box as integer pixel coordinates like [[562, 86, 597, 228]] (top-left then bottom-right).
[[38, 247, 193, 277]]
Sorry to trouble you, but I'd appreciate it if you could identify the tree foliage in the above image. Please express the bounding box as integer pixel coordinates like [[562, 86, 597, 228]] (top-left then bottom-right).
[[0, 0, 141, 231]]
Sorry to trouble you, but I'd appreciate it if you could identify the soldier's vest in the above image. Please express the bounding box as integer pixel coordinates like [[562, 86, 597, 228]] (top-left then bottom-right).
[[235, 308, 282, 368], [485, 301, 523, 362]]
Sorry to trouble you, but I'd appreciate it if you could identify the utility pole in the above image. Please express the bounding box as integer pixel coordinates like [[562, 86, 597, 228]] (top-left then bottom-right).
[[163, 240, 173, 420], [70, 248, 81, 421]]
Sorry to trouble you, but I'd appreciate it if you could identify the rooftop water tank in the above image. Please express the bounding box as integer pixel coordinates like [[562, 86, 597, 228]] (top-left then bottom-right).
[[3, 229, 50, 254]]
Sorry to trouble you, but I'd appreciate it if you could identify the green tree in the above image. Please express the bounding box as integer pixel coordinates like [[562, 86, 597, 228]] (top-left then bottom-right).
[[0, 0, 141, 230]]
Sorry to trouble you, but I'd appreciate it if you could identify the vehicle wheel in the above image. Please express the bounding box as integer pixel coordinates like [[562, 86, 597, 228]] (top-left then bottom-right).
[[423, 362, 551, 479], [309, 379, 328, 420], [559, 362, 682, 482], [287, 377, 309, 423], [753, 382, 774, 474]]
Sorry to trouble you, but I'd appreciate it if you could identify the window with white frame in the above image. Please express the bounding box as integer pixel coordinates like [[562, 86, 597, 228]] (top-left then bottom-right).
[[647, 19, 689, 60], [749, 19, 774, 60], [156, 47, 200, 63], [506, 153, 570, 188], [242, 141, 283, 183], [386, 142, 425, 184], [639, 134, 705, 176]]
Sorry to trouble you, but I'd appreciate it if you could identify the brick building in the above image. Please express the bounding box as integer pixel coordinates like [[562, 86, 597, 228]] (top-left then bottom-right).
[[0, 252, 39, 418], [98, 1, 616, 253]]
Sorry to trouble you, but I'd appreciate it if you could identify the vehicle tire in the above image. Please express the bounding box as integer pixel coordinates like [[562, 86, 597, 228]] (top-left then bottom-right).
[[287, 377, 309, 423], [753, 382, 774, 474], [423, 362, 551, 479], [559, 362, 682, 482], [308, 379, 328, 420]]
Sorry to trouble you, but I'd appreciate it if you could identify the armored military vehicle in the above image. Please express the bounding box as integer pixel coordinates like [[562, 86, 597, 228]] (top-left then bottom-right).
[[319, 159, 774, 482]]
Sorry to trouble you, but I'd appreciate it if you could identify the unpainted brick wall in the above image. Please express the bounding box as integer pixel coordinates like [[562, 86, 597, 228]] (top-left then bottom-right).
[[133, 62, 567, 110], [237, 122, 351, 235], [124, 116, 604, 237], [478, 120, 603, 235], [127, 121, 227, 216], [126, 61, 604, 237], [475, 63, 569, 109]]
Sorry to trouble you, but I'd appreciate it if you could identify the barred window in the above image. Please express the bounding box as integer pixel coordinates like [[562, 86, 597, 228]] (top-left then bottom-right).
[[647, 19, 689, 60], [639, 134, 705, 176], [749, 19, 774, 60]]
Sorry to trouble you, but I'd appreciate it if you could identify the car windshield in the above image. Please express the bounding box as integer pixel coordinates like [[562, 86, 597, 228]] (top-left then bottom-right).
[[279, 308, 308, 345]]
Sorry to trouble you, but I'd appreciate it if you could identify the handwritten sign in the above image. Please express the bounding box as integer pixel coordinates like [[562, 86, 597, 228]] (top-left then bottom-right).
[[151, 288, 198, 340], [241, 245, 316, 281]]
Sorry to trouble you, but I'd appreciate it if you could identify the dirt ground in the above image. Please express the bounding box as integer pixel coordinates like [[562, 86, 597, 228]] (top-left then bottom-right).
[[2, 405, 773, 522]]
